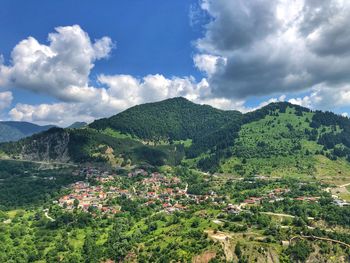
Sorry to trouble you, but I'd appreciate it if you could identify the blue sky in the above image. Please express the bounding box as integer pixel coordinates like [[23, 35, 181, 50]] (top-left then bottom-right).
[[0, 0, 350, 126], [0, 0, 202, 104]]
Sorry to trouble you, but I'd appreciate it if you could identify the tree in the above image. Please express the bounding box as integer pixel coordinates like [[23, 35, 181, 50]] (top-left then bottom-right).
[[235, 242, 242, 258], [73, 199, 79, 208], [286, 240, 313, 262], [82, 234, 99, 263], [106, 225, 132, 261]]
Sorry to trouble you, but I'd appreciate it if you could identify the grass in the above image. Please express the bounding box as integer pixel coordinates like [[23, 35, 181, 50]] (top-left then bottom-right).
[[69, 228, 87, 250], [101, 128, 135, 140], [219, 108, 316, 176], [338, 192, 350, 201], [314, 155, 350, 185], [7, 210, 20, 218], [217, 107, 350, 182], [174, 139, 193, 148], [126, 210, 221, 257]]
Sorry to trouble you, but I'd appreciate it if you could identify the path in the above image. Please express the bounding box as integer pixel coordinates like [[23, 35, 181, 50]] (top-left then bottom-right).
[[339, 182, 350, 188], [206, 230, 234, 261], [0, 158, 77, 167], [261, 211, 314, 220], [43, 209, 55, 222], [291, 235, 350, 249]]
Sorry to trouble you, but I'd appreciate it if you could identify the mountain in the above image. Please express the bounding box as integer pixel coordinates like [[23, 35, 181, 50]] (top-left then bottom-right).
[[0, 127, 185, 166], [2, 97, 350, 180], [90, 97, 242, 142], [67, 122, 87, 129], [4, 98, 350, 262], [0, 121, 56, 143]]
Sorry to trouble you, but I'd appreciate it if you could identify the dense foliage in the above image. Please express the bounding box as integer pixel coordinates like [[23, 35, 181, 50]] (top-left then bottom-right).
[[3, 99, 350, 174], [90, 97, 242, 142], [0, 160, 81, 209], [69, 129, 185, 166], [3, 99, 350, 262]]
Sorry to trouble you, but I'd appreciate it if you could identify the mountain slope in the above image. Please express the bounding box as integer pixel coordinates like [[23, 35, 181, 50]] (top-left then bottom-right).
[[0, 127, 185, 167], [2, 98, 350, 180], [0, 121, 55, 142], [67, 122, 87, 129], [214, 103, 350, 182], [90, 97, 242, 142]]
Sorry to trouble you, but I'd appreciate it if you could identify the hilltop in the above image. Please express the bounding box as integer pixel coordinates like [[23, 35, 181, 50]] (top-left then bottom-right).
[[90, 97, 242, 142]]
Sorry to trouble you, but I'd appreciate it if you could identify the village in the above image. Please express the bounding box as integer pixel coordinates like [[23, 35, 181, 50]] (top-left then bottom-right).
[[55, 166, 350, 217], [58, 167, 192, 215]]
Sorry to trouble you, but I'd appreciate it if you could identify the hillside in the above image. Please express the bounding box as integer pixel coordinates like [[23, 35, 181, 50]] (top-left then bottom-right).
[[215, 103, 350, 183], [0, 121, 55, 142], [67, 122, 87, 129], [3, 98, 350, 262], [0, 127, 185, 167], [2, 98, 350, 180], [90, 97, 242, 142]]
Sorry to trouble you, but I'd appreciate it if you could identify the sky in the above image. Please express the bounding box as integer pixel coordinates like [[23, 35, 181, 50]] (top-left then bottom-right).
[[1, 0, 350, 126]]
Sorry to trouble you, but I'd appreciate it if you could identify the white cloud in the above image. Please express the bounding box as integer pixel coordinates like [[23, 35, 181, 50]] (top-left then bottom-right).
[[193, 54, 226, 76], [0, 25, 113, 102], [195, 0, 350, 100], [9, 71, 249, 126], [1, 25, 249, 125], [288, 84, 350, 111], [6, 18, 344, 126], [0, 91, 13, 111], [288, 96, 312, 108]]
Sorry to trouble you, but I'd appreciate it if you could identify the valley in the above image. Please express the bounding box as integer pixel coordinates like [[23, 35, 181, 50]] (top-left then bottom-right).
[[2, 98, 350, 262]]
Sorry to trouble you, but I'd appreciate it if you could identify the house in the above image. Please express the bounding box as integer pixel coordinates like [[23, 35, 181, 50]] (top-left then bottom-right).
[[173, 203, 187, 210], [334, 199, 349, 207], [244, 197, 262, 204], [225, 204, 241, 214], [162, 203, 171, 208]]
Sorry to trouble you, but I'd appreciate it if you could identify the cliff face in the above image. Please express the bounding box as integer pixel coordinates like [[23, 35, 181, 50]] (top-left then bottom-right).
[[20, 130, 71, 162]]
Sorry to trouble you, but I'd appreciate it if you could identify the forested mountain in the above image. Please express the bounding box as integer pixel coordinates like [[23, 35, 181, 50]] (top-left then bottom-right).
[[0, 121, 55, 142], [67, 122, 87, 129], [4, 98, 350, 262], [0, 127, 184, 167], [90, 97, 242, 142], [2, 97, 350, 177]]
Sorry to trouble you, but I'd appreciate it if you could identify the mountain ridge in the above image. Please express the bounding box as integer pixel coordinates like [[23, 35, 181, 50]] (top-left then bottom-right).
[[0, 121, 56, 143], [1, 97, 350, 178]]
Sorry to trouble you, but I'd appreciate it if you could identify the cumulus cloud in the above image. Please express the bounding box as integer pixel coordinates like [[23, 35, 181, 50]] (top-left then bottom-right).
[[6, 1, 350, 127], [0, 91, 13, 111], [193, 54, 227, 76], [288, 84, 350, 111], [0, 25, 113, 102], [1, 25, 249, 126], [9, 73, 244, 126], [195, 0, 350, 100]]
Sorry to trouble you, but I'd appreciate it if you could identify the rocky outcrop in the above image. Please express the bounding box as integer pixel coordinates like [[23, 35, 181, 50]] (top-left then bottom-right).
[[20, 129, 71, 162]]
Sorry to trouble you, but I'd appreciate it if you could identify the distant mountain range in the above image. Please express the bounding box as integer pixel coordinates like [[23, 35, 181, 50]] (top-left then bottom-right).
[[2, 97, 350, 179], [0, 121, 56, 143], [0, 121, 88, 143]]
